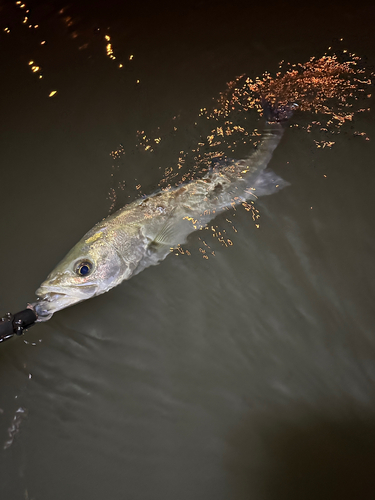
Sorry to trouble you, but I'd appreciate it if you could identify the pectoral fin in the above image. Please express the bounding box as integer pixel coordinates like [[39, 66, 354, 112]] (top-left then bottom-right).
[[152, 210, 178, 246], [151, 207, 197, 251]]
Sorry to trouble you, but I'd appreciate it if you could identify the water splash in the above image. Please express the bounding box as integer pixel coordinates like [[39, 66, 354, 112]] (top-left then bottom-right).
[[152, 51, 372, 188], [3, 406, 28, 450], [109, 50, 372, 258]]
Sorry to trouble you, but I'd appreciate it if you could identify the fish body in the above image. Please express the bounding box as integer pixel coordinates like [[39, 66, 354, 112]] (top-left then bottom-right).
[[33, 104, 295, 320]]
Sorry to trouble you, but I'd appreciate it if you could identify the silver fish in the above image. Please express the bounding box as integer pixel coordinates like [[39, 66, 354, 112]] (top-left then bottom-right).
[[32, 103, 296, 320]]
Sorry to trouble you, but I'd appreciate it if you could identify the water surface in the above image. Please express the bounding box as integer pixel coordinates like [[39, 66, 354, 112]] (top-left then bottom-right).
[[1, 1, 375, 499]]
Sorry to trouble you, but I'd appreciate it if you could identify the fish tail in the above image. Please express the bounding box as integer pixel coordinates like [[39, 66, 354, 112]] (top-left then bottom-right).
[[202, 100, 296, 208], [261, 98, 298, 124], [237, 99, 298, 176]]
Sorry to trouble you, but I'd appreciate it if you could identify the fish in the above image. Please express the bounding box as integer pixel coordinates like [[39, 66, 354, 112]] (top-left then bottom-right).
[[31, 101, 297, 321]]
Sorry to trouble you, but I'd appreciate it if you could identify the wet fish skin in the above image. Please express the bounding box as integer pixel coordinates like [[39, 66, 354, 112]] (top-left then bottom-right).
[[33, 105, 295, 320]]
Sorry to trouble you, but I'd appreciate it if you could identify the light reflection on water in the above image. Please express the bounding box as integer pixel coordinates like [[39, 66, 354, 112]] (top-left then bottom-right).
[[0, 1, 375, 500]]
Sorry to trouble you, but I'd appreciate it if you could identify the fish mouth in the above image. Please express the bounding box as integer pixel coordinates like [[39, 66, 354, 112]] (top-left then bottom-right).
[[33, 285, 96, 321], [31, 291, 72, 321], [31, 295, 64, 321]]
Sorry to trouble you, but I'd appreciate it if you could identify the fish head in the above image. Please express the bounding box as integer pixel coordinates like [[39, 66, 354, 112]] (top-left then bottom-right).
[[33, 227, 124, 320]]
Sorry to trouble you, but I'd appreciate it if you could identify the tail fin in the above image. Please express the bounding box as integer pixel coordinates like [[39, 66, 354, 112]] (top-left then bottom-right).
[[261, 98, 298, 124]]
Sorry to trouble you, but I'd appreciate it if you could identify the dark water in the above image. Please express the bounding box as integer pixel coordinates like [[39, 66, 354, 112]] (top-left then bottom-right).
[[1, 1, 375, 499]]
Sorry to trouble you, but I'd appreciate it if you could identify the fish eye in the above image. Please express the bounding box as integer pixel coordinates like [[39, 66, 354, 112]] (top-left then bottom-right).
[[75, 260, 93, 277]]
